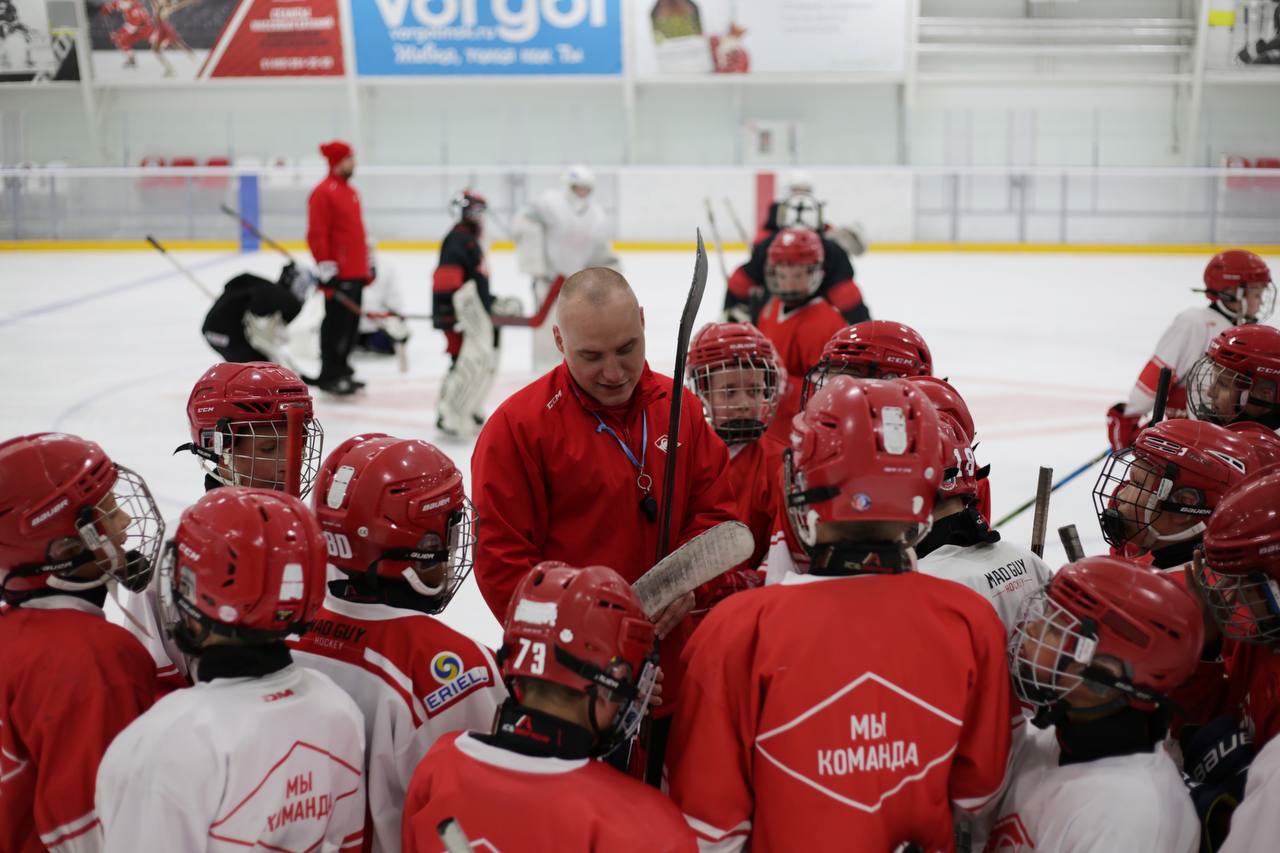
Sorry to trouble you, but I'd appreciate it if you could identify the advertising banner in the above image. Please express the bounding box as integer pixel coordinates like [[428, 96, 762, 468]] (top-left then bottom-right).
[[85, 0, 343, 82], [351, 0, 622, 76], [0, 0, 80, 83], [634, 0, 908, 76]]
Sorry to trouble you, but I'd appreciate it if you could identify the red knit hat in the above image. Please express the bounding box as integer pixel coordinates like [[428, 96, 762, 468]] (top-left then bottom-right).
[[319, 140, 353, 168]]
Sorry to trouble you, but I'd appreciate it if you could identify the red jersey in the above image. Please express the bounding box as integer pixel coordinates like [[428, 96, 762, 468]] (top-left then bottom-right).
[[307, 174, 370, 281], [0, 596, 156, 853], [402, 732, 696, 852], [103, 1, 152, 31], [667, 572, 1013, 852], [755, 296, 846, 442], [288, 592, 507, 853], [471, 362, 738, 712]]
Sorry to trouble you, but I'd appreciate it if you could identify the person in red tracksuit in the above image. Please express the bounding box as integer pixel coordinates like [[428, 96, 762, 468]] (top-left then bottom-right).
[[307, 140, 371, 396], [470, 267, 738, 784]]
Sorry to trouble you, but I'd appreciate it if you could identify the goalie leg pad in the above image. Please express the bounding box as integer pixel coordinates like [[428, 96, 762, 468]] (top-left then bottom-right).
[[439, 282, 497, 436]]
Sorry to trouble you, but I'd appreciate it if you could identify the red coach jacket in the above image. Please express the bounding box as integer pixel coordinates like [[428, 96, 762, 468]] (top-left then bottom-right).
[[307, 174, 370, 281], [471, 362, 738, 712]]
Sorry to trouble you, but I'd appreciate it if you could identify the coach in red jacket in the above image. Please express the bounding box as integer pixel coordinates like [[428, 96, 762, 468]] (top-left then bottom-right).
[[471, 267, 737, 777], [307, 140, 370, 395]]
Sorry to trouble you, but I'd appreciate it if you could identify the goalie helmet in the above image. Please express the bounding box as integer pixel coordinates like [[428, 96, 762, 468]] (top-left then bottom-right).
[[449, 189, 487, 223], [185, 362, 324, 497], [1203, 250, 1274, 323], [1197, 468, 1280, 644], [0, 433, 163, 598], [159, 487, 326, 653], [313, 434, 474, 614], [781, 169, 815, 197], [785, 376, 943, 550], [1092, 418, 1257, 552], [907, 376, 984, 500], [501, 562, 658, 755], [802, 321, 933, 405], [686, 322, 783, 444], [1010, 556, 1203, 714], [564, 164, 595, 193], [765, 227, 824, 307], [774, 192, 825, 231], [1186, 324, 1280, 427]]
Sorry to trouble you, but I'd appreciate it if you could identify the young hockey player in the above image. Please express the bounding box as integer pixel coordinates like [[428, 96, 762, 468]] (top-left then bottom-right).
[[401, 562, 694, 851], [755, 227, 846, 442], [433, 190, 498, 438], [0, 432, 164, 853], [667, 377, 1012, 851], [1092, 418, 1258, 569], [289, 434, 505, 853], [1107, 250, 1273, 451], [96, 487, 366, 851], [910, 375, 1048, 634], [800, 320, 934, 403], [1186, 323, 1280, 430], [201, 263, 314, 365], [990, 556, 1202, 852], [685, 321, 785, 588]]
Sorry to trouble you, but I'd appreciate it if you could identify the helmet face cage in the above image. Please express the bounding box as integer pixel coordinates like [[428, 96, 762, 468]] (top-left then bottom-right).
[[765, 261, 823, 306], [782, 447, 820, 548], [200, 416, 324, 498], [1195, 562, 1280, 645], [1186, 357, 1257, 425], [607, 655, 659, 748], [1091, 451, 1209, 550], [800, 358, 876, 406], [1216, 280, 1277, 324], [775, 192, 825, 231], [1008, 590, 1099, 709], [397, 498, 475, 614], [689, 356, 781, 444]]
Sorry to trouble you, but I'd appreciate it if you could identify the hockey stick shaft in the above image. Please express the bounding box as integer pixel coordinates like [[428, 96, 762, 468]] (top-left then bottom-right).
[[702, 198, 731, 282], [656, 230, 709, 562], [1029, 466, 1053, 558], [146, 234, 216, 298], [722, 197, 752, 245], [1058, 524, 1085, 562], [219, 203, 299, 263], [1151, 366, 1173, 424], [994, 448, 1111, 528], [436, 818, 471, 853]]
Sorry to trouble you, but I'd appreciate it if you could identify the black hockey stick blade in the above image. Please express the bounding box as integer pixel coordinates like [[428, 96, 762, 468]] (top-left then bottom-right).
[[218, 203, 298, 262], [1151, 366, 1173, 425], [436, 818, 472, 853], [1029, 466, 1053, 558], [655, 230, 709, 562], [1058, 524, 1085, 563]]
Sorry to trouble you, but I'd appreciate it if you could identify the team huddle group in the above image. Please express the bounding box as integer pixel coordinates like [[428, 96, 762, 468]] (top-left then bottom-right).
[[5, 181, 1280, 853]]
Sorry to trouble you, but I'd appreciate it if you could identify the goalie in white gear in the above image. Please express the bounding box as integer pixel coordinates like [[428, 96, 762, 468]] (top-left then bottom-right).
[[513, 164, 618, 371]]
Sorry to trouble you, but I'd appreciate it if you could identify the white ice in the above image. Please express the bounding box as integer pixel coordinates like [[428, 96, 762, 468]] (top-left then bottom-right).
[[3, 248, 1275, 648]]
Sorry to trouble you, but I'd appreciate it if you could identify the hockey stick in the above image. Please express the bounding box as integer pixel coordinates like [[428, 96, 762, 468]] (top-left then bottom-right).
[[993, 366, 1174, 529], [436, 818, 472, 853], [655, 231, 709, 562], [633, 521, 754, 618], [702, 198, 731, 283], [1058, 524, 1085, 563], [721, 197, 752, 246], [1029, 466, 1053, 558], [146, 234, 216, 298]]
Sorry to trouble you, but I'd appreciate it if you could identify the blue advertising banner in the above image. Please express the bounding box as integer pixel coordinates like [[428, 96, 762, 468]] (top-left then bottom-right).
[[352, 0, 622, 76]]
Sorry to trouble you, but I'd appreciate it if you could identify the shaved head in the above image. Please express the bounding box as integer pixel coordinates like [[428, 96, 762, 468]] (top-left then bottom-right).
[[553, 268, 647, 407]]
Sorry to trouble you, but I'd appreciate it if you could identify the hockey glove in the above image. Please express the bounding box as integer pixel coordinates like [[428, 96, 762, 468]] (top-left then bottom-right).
[[316, 260, 339, 284], [1106, 402, 1142, 452], [1182, 715, 1254, 853]]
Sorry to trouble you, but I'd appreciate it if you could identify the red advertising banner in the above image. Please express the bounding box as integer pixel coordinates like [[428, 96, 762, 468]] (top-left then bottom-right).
[[204, 0, 342, 78]]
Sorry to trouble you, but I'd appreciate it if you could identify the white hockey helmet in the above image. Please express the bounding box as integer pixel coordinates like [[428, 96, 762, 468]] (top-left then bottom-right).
[[564, 164, 596, 193], [782, 169, 814, 197]]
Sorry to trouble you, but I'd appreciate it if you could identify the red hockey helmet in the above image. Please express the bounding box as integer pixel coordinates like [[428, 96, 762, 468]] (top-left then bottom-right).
[[313, 434, 474, 614], [1010, 556, 1203, 713], [0, 433, 163, 598], [765, 227, 824, 306], [907, 376, 985, 499], [501, 562, 658, 753], [802, 321, 933, 405], [159, 487, 327, 652], [686, 322, 784, 444], [1226, 422, 1280, 468], [184, 362, 324, 497], [1186, 325, 1280, 427], [1203, 250, 1274, 323], [1198, 468, 1280, 644], [449, 189, 487, 223], [1092, 419, 1257, 552], [785, 376, 944, 549]]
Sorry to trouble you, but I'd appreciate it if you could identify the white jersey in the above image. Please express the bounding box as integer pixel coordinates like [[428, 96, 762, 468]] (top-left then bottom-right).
[[1125, 304, 1234, 418], [514, 187, 613, 279], [918, 540, 1053, 637], [289, 593, 507, 853], [1221, 733, 1280, 853], [96, 663, 366, 853], [983, 725, 1198, 853], [111, 582, 190, 687]]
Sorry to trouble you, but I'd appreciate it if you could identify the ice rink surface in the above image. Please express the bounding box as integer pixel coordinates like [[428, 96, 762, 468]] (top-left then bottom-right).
[[3, 247, 1276, 648]]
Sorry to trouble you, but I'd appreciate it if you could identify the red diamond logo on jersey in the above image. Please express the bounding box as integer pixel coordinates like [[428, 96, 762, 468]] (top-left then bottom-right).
[[754, 671, 963, 813], [984, 813, 1035, 850]]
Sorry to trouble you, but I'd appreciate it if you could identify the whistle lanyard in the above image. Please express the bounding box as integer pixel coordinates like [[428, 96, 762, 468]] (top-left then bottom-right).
[[592, 412, 653, 495]]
